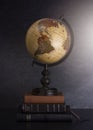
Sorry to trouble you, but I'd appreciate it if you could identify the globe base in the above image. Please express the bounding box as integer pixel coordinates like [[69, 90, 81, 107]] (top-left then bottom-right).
[[31, 87, 61, 96]]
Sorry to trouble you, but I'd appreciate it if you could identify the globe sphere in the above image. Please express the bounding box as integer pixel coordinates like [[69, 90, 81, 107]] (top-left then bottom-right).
[[25, 18, 71, 64]]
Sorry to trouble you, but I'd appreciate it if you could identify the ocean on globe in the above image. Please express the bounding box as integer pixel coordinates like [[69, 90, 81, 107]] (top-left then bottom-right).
[[25, 18, 71, 64]]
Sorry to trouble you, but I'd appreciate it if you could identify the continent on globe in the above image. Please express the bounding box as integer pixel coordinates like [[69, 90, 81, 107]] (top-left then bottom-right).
[[38, 18, 58, 34], [35, 34, 54, 56], [63, 38, 70, 51]]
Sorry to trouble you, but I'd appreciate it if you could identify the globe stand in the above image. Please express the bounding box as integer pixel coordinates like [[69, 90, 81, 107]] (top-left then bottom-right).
[[31, 64, 59, 96]]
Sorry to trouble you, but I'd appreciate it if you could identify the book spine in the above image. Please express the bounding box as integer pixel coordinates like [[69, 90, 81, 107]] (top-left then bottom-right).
[[20, 104, 70, 114], [16, 113, 72, 122]]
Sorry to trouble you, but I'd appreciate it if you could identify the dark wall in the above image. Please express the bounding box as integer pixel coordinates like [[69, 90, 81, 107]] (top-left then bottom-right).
[[0, 0, 93, 108]]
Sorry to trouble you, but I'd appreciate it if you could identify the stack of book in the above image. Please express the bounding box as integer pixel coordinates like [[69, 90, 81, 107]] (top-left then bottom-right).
[[17, 93, 72, 121]]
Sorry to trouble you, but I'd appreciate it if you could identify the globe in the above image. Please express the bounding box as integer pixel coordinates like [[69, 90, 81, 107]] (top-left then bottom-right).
[[25, 18, 72, 64]]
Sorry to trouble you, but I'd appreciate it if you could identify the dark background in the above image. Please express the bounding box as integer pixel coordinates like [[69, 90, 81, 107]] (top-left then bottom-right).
[[0, 0, 93, 109]]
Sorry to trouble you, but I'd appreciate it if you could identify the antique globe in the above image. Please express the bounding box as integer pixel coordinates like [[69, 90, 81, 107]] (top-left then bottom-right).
[[25, 18, 72, 95], [25, 18, 72, 64]]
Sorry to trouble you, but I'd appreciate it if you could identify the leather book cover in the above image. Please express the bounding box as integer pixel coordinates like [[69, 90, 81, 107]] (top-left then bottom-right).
[[16, 113, 72, 122], [24, 94, 64, 104]]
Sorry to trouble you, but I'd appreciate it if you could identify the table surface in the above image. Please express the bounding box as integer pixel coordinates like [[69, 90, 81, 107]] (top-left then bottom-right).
[[0, 108, 93, 130]]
